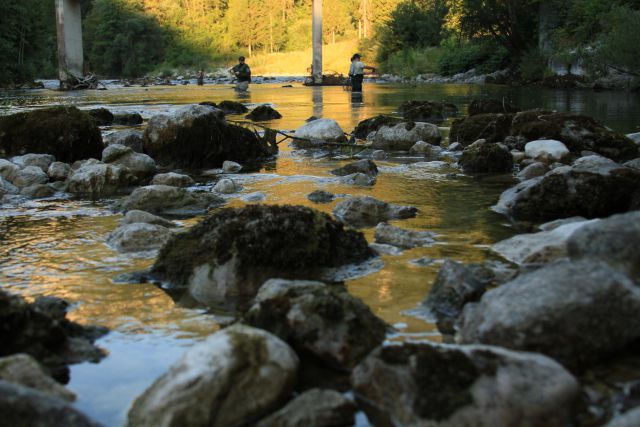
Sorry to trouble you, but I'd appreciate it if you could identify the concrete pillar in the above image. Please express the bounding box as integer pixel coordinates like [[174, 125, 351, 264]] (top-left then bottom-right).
[[56, 0, 84, 83], [312, 0, 323, 84]]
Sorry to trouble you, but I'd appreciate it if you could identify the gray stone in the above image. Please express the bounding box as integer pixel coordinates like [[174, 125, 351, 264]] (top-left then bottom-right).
[[351, 341, 579, 427], [448, 142, 463, 151], [12, 166, 49, 188], [459, 142, 513, 174], [242, 191, 266, 203], [222, 160, 242, 173], [338, 173, 375, 186], [524, 140, 570, 163], [47, 162, 71, 181], [374, 222, 434, 249], [255, 389, 356, 427], [605, 407, 640, 427], [459, 259, 640, 370], [294, 119, 345, 142], [307, 190, 334, 203], [333, 196, 418, 228], [127, 325, 298, 427], [67, 159, 135, 197], [0, 354, 75, 401], [104, 130, 144, 152], [107, 223, 174, 253], [151, 172, 194, 187], [102, 144, 132, 163], [410, 140, 444, 156], [0, 176, 19, 196], [117, 185, 224, 216], [119, 210, 176, 228], [372, 122, 441, 151], [20, 184, 56, 199], [517, 162, 548, 181], [11, 154, 55, 173], [103, 145, 156, 179], [623, 158, 640, 171], [331, 159, 378, 177], [372, 150, 387, 160], [0, 158, 20, 181], [370, 243, 404, 256], [213, 178, 242, 194], [625, 132, 640, 144]]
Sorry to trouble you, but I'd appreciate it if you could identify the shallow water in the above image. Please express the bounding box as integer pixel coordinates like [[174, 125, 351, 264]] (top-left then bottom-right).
[[1, 82, 639, 426]]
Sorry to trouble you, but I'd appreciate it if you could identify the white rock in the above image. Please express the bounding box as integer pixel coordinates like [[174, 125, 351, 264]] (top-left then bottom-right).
[[626, 132, 640, 144], [213, 178, 242, 194], [294, 119, 345, 142], [524, 140, 569, 163], [222, 161, 242, 173]]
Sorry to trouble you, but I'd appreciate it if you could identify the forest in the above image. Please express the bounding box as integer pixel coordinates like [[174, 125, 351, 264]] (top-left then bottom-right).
[[0, 0, 639, 84]]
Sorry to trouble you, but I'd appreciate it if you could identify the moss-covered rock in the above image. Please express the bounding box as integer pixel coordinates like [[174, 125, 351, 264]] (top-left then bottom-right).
[[0, 106, 103, 162], [87, 108, 114, 126], [245, 105, 282, 121], [353, 115, 403, 139], [468, 98, 519, 116], [151, 205, 373, 310], [218, 100, 248, 114], [459, 142, 513, 173], [399, 101, 458, 124], [449, 113, 514, 146], [143, 104, 274, 168]]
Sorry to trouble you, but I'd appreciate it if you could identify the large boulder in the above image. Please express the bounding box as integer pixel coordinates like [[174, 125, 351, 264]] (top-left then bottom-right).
[[255, 388, 356, 427], [353, 115, 403, 139], [524, 139, 570, 163], [102, 144, 156, 179], [351, 341, 579, 427], [0, 354, 75, 401], [333, 196, 418, 228], [399, 100, 458, 123], [495, 156, 640, 221], [150, 205, 373, 309], [468, 98, 519, 116], [0, 106, 103, 162], [459, 142, 513, 173], [116, 185, 224, 216], [449, 113, 514, 146], [127, 325, 298, 427], [374, 222, 434, 249], [104, 130, 144, 152], [294, 119, 346, 142], [371, 122, 441, 151], [66, 159, 136, 197], [511, 111, 638, 162], [459, 259, 640, 370], [143, 104, 273, 168], [245, 279, 387, 373]]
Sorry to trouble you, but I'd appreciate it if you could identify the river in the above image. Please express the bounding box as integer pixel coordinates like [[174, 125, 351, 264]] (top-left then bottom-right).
[[1, 82, 639, 426]]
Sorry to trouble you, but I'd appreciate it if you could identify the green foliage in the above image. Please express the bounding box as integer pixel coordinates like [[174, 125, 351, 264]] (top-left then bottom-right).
[[593, 5, 640, 75], [379, 47, 443, 76], [519, 49, 550, 82], [438, 40, 509, 76]]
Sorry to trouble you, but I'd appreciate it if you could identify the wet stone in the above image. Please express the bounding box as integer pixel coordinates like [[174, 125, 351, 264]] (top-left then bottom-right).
[[307, 190, 335, 203]]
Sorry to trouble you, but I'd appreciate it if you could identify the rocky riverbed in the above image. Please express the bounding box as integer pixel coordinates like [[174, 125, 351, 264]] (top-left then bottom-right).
[[1, 82, 640, 427]]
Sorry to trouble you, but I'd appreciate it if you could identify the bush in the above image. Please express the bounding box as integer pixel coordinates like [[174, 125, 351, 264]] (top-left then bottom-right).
[[379, 47, 444, 76], [593, 6, 640, 75], [437, 40, 508, 76], [519, 49, 550, 82]]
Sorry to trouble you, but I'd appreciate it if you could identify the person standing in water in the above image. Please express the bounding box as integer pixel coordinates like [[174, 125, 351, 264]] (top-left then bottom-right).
[[230, 56, 251, 91], [348, 54, 375, 92], [197, 70, 204, 86]]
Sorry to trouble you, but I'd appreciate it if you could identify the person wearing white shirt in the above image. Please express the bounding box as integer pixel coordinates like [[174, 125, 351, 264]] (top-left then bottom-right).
[[348, 53, 375, 92]]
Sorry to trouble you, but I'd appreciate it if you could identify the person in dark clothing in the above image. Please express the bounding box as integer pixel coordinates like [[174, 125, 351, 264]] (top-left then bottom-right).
[[230, 56, 251, 91], [348, 53, 375, 92], [197, 70, 204, 86]]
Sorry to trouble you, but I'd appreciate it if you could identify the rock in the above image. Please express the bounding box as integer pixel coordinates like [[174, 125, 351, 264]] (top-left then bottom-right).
[[101, 144, 132, 163], [119, 210, 175, 228], [338, 173, 375, 186], [468, 98, 519, 116], [524, 139, 570, 163], [517, 161, 548, 180], [627, 132, 640, 144], [87, 108, 114, 126], [370, 243, 403, 256], [0, 289, 106, 382], [353, 115, 403, 139], [420, 261, 491, 331], [0, 176, 19, 196], [0, 158, 20, 181], [117, 185, 224, 216], [107, 222, 174, 253], [245, 279, 387, 373], [374, 222, 434, 248], [242, 191, 267, 203], [104, 147, 156, 180], [217, 100, 248, 115], [333, 196, 418, 228], [151, 172, 194, 187], [459, 259, 640, 370], [399, 100, 458, 123], [511, 111, 638, 162], [294, 119, 346, 142], [0, 381, 102, 427], [20, 184, 56, 199], [307, 190, 334, 203], [47, 162, 71, 181], [104, 129, 144, 152], [605, 407, 640, 427], [459, 142, 513, 173], [410, 140, 444, 156], [67, 159, 135, 197], [625, 158, 640, 170], [493, 219, 595, 266], [246, 105, 282, 121], [538, 216, 588, 231], [567, 210, 640, 280], [372, 149, 387, 159], [127, 325, 298, 427], [11, 154, 55, 173], [222, 160, 242, 173], [447, 142, 463, 151], [351, 341, 579, 427], [12, 166, 49, 188], [0, 354, 75, 401], [150, 205, 373, 309], [449, 113, 514, 146], [255, 388, 355, 427], [112, 112, 143, 125], [330, 159, 378, 177], [143, 104, 273, 168], [495, 155, 640, 221], [371, 122, 441, 151], [0, 106, 103, 162], [213, 178, 242, 194]]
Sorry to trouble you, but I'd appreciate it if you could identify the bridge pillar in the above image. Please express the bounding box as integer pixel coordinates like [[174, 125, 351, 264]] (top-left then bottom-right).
[[312, 0, 322, 84], [55, 0, 84, 84]]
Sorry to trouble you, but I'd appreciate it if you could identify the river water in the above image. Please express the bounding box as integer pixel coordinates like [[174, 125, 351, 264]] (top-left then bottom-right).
[[1, 82, 639, 426]]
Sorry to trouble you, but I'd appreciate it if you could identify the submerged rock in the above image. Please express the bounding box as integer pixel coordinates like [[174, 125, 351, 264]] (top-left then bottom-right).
[[468, 98, 519, 116], [66, 159, 135, 197], [374, 222, 434, 249], [0, 354, 75, 401], [449, 113, 514, 146], [330, 159, 378, 177], [459, 142, 513, 173], [333, 196, 418, 228], [117, 185, 224, 216], [104, 130, 144, 152], [371, 122, 441, 151], [338, 173, 376, 186], [113, 112, 143, 126], [127, 325, 298, 427], [399, 100, 458, 123], [353, 115, 403, 139], [351, 341, 578, 427], [246, 105, 282, 121], [107, 222, 174, 253], [119, 210, 176, 228], [151, 172, 194, 187], [245, 279, 387, 373], [294, 119, 346, 142], [143, 104, 273, 168], [0, 106, 103, 162], [150, 205, 373, 309], [459, 259, 640, 370], [307, 190, 335, 203]]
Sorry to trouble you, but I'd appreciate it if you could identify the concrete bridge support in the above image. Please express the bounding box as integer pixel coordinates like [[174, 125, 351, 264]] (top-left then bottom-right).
[[55, 0, 84, 84], [312, 0, 323, 84]]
